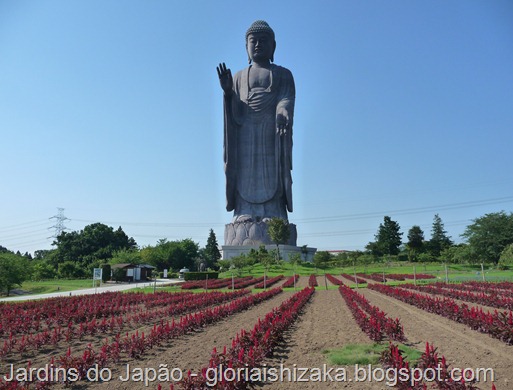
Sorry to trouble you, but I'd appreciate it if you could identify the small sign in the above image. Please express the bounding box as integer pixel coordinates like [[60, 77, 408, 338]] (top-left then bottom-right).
[[93, 268, 103, 281]]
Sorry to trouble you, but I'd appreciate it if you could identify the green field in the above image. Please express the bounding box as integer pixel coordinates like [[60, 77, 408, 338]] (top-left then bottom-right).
[[18, 279, 98, 295]]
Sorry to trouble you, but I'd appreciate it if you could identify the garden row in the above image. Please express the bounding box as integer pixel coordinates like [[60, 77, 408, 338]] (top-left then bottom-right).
[[0, 290, 209, 336], [0, 290, 250, 360], [335, 282, 495, 389], [369, 283, 513, 345], [0, 287, 286, 389], [425, 281, 513, 299], [381, 342, 492, 389], [400, 283, 513, 310], [180, 276, 262, 290], [338, 284, 405, 342], [176, 287, 315, 389], [357, 273, 435, 283]]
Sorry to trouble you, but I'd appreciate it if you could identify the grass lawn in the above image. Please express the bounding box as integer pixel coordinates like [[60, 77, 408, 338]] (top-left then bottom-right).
[[324, 343, 422, 365], [19, 279, 100, 294]]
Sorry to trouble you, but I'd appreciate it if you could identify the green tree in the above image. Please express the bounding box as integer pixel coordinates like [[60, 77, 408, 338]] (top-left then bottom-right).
[[462, 211, 513, 264], [203, 229, 221, 269], [58, 261, 85, 278], [428, 214, 453, 258], [441, 244, 473, 264], [267, 218, 290, 261], [101, 264, 111, 282], [31, 260, 57, 281], [313, 251, 332, 270], [499, 243, 513, 268], [375, 216, 403, 258], [109, 248, 142, 265], [365, 241, 382, 258], [0, 252, 30, 296], [140, 238, 199, 271], [216, 259, 232, 271], [230, 254, 249, 277], [407, 225, 424, 262], [52, 223, 137, 273]]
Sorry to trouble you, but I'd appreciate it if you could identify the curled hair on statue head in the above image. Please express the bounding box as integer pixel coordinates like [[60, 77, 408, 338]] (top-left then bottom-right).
[[245, 20, 275, 41]]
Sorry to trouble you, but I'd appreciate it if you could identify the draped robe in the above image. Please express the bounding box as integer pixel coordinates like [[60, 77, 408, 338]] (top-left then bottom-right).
[[223, 64, 295, 222]]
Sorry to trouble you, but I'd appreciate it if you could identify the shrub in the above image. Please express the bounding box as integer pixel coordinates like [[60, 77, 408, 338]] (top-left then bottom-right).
[[183, 272, 219, 281]]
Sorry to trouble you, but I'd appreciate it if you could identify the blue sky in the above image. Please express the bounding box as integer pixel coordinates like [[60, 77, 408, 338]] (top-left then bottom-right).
[[1, 0, 512, 255]]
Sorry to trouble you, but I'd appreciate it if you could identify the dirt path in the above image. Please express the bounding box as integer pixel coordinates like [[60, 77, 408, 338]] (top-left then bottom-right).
[[360, 288, 512, 389], [260, 289, 384, 389]]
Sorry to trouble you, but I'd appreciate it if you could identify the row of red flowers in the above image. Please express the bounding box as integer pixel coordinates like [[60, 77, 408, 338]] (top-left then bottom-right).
[[253, 275, 284, 289], [308, 274, 318, 287], [0, 290, 249, 361], [0, 288, 284, 389], [399, 283, 513, 311], [425, 281, 513, 299], [325, 274, 344, 286], [338, 285, 405, 342], [180, 276, 263, 290], [381, 342, 491, 389], [0, 290, 207, 337], [385, 273, 436, 281], [340, 273, 368, 284], [281, 275, 300, 288], [177, 287, 315, 389], [369, 283, 513, 345]]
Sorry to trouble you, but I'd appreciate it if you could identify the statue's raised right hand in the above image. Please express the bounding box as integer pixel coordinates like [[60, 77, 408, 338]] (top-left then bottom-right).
[[217, 63, 233, 94]]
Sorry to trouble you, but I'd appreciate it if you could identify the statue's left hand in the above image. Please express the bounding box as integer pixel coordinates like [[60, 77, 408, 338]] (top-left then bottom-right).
[[276, 110, 289, 136]]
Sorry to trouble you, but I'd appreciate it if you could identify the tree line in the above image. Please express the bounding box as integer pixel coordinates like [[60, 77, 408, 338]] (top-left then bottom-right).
[[1, 211, 513, 295], [319, 211, 513, 269], [0, 224, 221, 295]]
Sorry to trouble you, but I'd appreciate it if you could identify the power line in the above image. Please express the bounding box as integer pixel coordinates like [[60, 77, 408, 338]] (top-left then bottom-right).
[[0, 220, 49, 232], [294, 196, 513, 224]]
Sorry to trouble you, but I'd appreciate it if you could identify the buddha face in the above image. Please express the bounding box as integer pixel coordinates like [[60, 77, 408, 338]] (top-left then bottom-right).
[[246, 32, 276, 64]]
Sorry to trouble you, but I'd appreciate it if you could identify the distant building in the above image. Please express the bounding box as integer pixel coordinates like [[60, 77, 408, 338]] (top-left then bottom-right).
[[111, 263, 155, 282]]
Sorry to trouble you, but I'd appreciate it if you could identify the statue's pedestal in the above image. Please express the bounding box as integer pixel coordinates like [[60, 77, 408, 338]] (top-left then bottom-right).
[[222, 221, 315, 261], [222, 244, 316, 262], [224, 221, 297, 246]]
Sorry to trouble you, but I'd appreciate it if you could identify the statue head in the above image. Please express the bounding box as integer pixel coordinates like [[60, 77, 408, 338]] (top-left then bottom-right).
[[245, 20, 276, 64]]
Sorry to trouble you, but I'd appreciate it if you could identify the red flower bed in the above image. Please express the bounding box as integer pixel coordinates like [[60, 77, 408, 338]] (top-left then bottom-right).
[[326, 274, 344, 286], [0, 291, 200, 337], [403, 273, 436, 280], [0, 290, 251, 361], [253, 275, 284, 289], [179, 287, 315, 389], [369, 283, 513, 345], [308, 274, 318, 287], [338, 285, 405, 342], [340, 273, 367, 284], [400, 283, 513, 311], [430, 281, 513, 299], [0, 288, 285, 389], [357, 273, 386, 283], [180, 276, 257, 290], [381, 342, 485, 389], [382, 273, 436, 281], [281, 274, 300, 288]]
